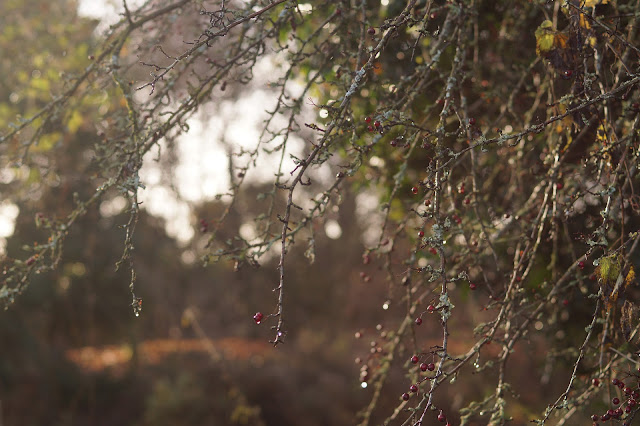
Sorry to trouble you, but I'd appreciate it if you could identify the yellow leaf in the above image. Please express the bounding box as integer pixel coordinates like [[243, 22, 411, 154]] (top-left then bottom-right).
[[535, 21, 555, 56], [67, 110, 84, 134]]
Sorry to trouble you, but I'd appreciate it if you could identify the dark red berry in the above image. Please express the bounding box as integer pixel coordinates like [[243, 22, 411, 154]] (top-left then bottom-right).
[[624, 387, 632, 394], [556, 182, 564, 190], [613, 378, 620, 386], [411, 186, 419, 195], [469, 283, 477, 290], [409, 384, 418, 393], [429, 247, 437, 255], [628, 399, 636, 406], [464, 198, 470, 205], [613, 397, 620, 405], [420, 363, 428, 371], [253, 312, 264, 324], [427, 362, 435, 371], [415, 317, 423, 326], [591, 415, 599, 421], [424, 199, 431, 206], [402, 392, 410, 401], [437, 410, 446, 422], [618, 381, 625, 389], [562, 69, 573, 79], [367, 27, 376, 35], [427, 304, 435, 313], [411, 355, 419, 364], [468, 117, 476, 126], [633, 102, 640, 110], [602, 413, 611, 421], [367, 125, 374, 132], [364, 116, 372, 123], [562, 299, 569, 306], [578, 261, 585, 269], [625, 405, 632, 413], [418, 230, 424, 238], [390, 139, 398, 147], [374, 120, 381, 128], [88, 55, 95, 60]]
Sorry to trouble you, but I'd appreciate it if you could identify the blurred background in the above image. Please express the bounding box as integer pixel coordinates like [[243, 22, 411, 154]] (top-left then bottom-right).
[[0, 0, 624, 425]]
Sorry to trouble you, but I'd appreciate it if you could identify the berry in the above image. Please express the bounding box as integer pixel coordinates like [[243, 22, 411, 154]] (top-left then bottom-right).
[[562, 69, 573, 79], [88, 55, 95, 60], [418, 230, 425, 238], [556, 182, 563, 190], [613, 397, 620, 405], [591, 377, 599, 386], [624, 387, 633, 394], [409, 384, 418, 393], [411, 355, 420, 364], [628, 399, 636, 407], [411, 186, 419, 195], [578, 261, 585, 269], [415, 317, 423, 325], [591, 414, 599, 421], [374, 120, 381, 128], [429, 247, 438, 255], [427, 362, 435, 371], [613, 378, 620, 386], [633, 102, 640, 110], [367, 27, 376, 35], [452, 214, 462, 224], [253, 312, 264, 324], [468, 117, 476, 126], [402, 392, 410, 401], [364, 116, 372, 123], [562, 299, 569, 306], [469, 283, 477, 290], [390, 139, 398, 147], [424, 199, 431, 206], [464, 198, 470, 205], [367, 125, 374, 132], [427, 304, 435, 313], [420, 363, 428, 371], [618, 381, 625, 389], [437, 410, 446, 422]]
